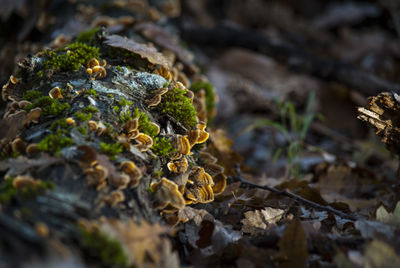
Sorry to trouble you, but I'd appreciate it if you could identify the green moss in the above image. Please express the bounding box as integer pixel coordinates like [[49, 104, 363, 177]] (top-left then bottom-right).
[[190, 81, 216, 119], [78, 126, 88, 136], [117, 98, 133, 107], [42, 42, 100, 72], [50, 118, 69, 131], [157, 87, 197, 128], [84, 89, 97, 96], [82, 105, 99, 113], [76, 27, 99, 45], [74, 112, 92, 122], [25, 96, 70, 116], [80, 226, 128, 268], [0, 178, 55, 205], [37, 130, 73, 153], [120, 111, 133, 123], [107, 94, 114, 99], [133, 108, 158, 137], [100, 142, 123, 160], [113, 106, 120, 113], [153, 170, 163, 178], [23, 90, 42, 101], [152, 137, 176, 157], [116, 65, 122, 71]]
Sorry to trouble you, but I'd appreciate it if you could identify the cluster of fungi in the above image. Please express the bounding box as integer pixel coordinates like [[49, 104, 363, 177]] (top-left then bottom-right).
[[0, 28, 226, 225]]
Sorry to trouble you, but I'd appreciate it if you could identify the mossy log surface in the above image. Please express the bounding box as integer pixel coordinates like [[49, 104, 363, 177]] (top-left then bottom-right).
[[0, 26, 219, 267]]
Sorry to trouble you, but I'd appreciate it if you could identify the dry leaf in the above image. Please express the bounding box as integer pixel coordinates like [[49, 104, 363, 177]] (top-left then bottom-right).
[[105, 35, 170, 67], [100, 219, 174, 267], [276, 218, 308, 268], [135, 23, 193, 66], [364, 240, 400, 268], [376, 201, 400, 227], [241, 207, 284, 236]]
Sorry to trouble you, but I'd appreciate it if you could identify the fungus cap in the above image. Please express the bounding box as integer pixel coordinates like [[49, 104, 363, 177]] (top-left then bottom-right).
[[49, 87, 63, 99], [150, 177, 185, 211], [167, 157, 188, 174], [212, 173, 227, 195]]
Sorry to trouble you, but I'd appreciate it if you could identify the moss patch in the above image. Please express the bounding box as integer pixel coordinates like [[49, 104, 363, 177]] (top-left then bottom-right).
[[190, 81, 216, 120], [37, 130, 73, 153], [157, 87, 197, 128], [74, 112, 92, 122], [100, 142, 123, 160], [152, 137, 176, 157], [133, 108, 158, 137], [76, 27, 99, 45], [80, 226, 128, 268], [25, 96, 70, 116], [42, 42, 100, 73], [0, 178, 55, 205]]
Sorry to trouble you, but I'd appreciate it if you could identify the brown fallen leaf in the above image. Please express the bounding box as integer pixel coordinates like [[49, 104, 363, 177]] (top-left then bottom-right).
[[105, 35, 170, 67], [276, 218, 308, 268], [241, 207, 285, 236], [134, 23, 193, 66], [364, 240, 400, 268], [376, 201, 400, 227], [100, 219, 177, 267]]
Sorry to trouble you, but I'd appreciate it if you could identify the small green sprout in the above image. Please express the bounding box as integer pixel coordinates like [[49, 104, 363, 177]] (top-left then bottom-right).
[[100, 142, 123, 160], [74, 112, 92, 122]]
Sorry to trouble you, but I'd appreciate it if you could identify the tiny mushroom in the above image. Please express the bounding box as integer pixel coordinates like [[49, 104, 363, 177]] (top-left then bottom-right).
[[189, 167, 214, 186], [104, 190, 125, 207], [109, 173, 130, 189], [48, 87, 63, 99], [12, 175, 39, 189], [120, 161, 142, 188], [173, 134, 191, 155], [134, 133, 153, 152], [88, 120, 98, 131], [23, 107, 41, 126], [10, 75, 19, 84], [18, 100, 32, 109], [122, 118, 138, 134], [167, 157, 188, 174], [11, 138, 26, 154], [154, 66, 172, 81], [150, 177, 185, 212], [145, 94, 162, 107], [66, 117, 76, 126], [26, 144, 40, 156], [185, 184, 214, 204], [84, 161, 109, 190], [212, 173, 227, 195]]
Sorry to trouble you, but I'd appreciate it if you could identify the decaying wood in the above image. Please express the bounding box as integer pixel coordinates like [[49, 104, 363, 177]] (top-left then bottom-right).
[[358, 92, 400, 155]]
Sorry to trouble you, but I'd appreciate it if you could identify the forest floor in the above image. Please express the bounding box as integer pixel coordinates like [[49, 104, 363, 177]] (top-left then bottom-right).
[[1, 0, 400, 267]]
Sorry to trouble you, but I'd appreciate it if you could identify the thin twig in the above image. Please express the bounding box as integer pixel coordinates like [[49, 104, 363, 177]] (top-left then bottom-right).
[[228, 165, 360, 221]]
